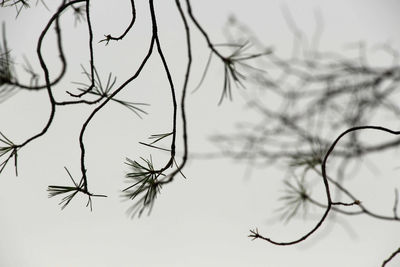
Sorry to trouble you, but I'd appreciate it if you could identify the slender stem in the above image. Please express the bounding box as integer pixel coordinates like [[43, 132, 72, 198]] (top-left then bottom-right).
[[68, 0, 95, 98], [382, 247, 400, 267], [102, 0, 136, 42], [19, 0, 85, 149], [150, 0, 177, 165], [160, 0, 192, 184], [77, 0, 157, 192], [185, 0, 223, 59], [251, 126, 400, 245]]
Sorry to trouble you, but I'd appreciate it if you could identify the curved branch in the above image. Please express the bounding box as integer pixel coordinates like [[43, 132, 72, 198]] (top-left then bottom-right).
[[184, 0, 224, 59], [310, 167, 400, 221], [151, 0, 177, 169], [160, 0, 192, 184], [67, 0, 96, 98], [7, 13, 67, 91], [77, 1, 156, 192], [250, 125, 400, 245], [382, 247, 400, 267], [99, 0, 136, 44], [18, 0, 85, 149]]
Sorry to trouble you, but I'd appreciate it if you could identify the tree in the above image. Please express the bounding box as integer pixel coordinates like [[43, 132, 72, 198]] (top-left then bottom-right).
[[0, 1, 399, 266]]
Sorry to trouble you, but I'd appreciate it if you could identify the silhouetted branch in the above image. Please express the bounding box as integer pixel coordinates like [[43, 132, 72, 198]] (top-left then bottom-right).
[[382, 247, 400, 267], [2, 1, 399, 265], [210, 16, 400, 263], [99, 0, 136, 44], [250, 126, 400, 246], [185, 0, 270, 104]]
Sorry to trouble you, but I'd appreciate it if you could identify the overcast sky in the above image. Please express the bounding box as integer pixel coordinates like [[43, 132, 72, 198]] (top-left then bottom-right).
[[0, 1, 400, 266]]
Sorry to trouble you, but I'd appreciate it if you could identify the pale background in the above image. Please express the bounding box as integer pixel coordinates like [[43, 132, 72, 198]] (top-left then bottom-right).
[[0, 0, 399, 266]]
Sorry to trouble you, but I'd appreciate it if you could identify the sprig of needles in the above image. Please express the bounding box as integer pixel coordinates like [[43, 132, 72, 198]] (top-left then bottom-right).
[[194, 41, 271, 105], [0, 131, 18, 175], [73, 65, 149, 118], [123, 156, 163, 218], [277, 177, 311, 223], [139, 132, 172, 152], [47, 167, 84, 209], [0, 23, 18, 103], [47, 167, 106, 210]]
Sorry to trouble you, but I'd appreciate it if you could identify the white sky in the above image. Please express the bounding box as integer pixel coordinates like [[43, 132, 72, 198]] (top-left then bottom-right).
[[0, 1, 399, 266]]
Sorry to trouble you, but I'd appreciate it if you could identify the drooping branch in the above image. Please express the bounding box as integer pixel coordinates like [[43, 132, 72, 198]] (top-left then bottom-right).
[[99, 0, 136, 44], [18, 0, 85, 150], [382, 247, 400, 267], [250, 126, 400, 246]]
